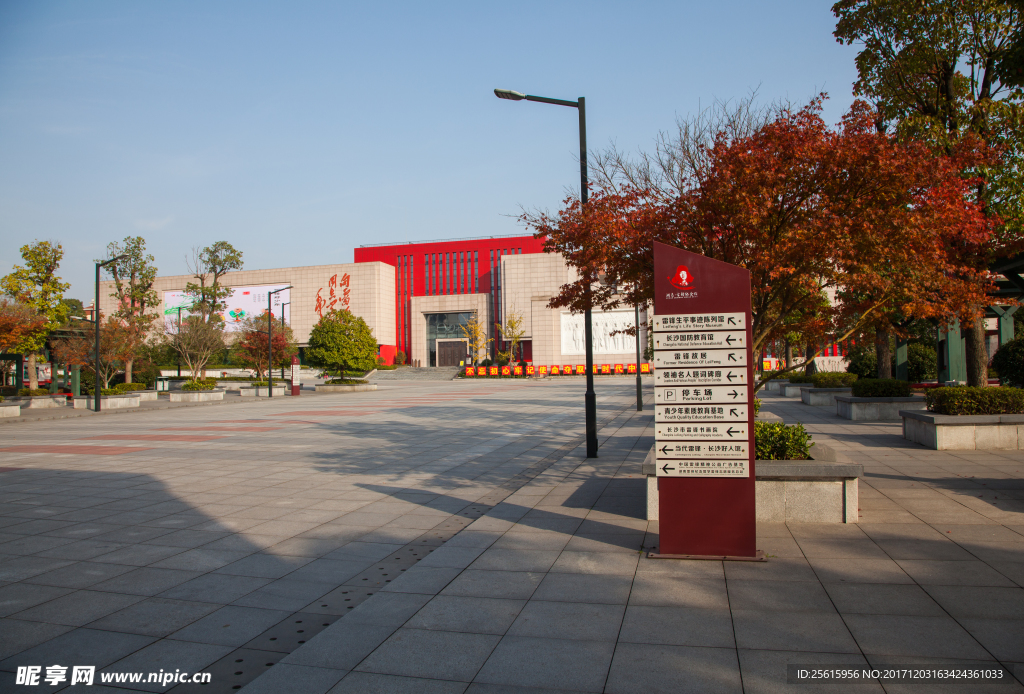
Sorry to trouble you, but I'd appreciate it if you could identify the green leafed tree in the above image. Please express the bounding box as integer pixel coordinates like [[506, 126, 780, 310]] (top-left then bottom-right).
[[184, 241, 243, 323], [0, 240, 70, 389], [833, 0, 1024, 386], [306, 309, 378, 380], [102, 236, 159, 384]]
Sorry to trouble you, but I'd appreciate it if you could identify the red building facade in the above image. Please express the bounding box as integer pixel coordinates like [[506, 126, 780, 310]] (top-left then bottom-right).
[[354, 234, 546, 362]]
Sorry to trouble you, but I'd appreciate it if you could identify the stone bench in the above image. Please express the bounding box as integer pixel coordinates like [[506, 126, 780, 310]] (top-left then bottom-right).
[[72, 395, 141, 410], [315, 384, 378, 393], [239, 386, 287, 397], [10, 395, 67, 409], [779, 383, 808, 397], [764, 379, 789, 393], [837, 395, 926, 421], [169, 389, 226, 403], [901, 410, 1024, 450], [643, 443, 861, 523], [0, 404, 20, 418], [800, 387, 852, 407]]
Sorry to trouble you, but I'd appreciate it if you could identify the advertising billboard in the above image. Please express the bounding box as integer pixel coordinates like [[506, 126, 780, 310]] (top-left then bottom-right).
[[163, 284, 291, 333]]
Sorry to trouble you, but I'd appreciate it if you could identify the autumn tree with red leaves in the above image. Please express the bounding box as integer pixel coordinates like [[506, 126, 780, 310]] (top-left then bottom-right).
[[524, 97, 1004, 388], [233, 311, 297, 379], [0, 299, 48, 355]]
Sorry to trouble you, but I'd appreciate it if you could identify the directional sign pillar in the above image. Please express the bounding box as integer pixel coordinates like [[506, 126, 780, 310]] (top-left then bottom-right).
[[651, 242, 761, 560]]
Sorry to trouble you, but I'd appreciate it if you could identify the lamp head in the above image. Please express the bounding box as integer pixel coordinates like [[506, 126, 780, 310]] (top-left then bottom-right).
[[494, 89, 526, 101]]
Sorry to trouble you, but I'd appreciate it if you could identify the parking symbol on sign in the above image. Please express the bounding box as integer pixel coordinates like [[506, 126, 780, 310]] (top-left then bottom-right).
[[663, 389, 677, 402]]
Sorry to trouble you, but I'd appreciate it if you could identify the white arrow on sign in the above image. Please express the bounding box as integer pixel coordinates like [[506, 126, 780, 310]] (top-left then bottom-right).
[[653, 349, 748, 369], [655, 423, 749, 440], [653, 312, 746, 332], [654, 404, 749, 423], [654, 331, 746, 350], [655, 385, 749, 405]]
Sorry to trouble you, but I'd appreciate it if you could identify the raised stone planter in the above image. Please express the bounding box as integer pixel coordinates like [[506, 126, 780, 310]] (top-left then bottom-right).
[[11, 395, 67, 409], [315, 384, 378, 393], [800, 387, 852, 407], [644, 442, 861, 523], [169, 389, 226, 403], [755, 411, 783, 423], [239, 386, 286, 397], [764, 379, 789, 393], [779, 383, 808, 397], [0, 404, 20, 418], [118, 389, 158, 402], [837, 395, 926, 421], [901, 410, 1024, 450], [73, 395, 141, 410]]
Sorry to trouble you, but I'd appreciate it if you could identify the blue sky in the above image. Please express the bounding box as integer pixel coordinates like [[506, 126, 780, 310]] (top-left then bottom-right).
[[0, 1, 860, 300]]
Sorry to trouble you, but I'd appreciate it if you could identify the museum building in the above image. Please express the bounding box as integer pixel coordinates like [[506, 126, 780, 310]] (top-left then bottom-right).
[[98, 234, 648, 368]]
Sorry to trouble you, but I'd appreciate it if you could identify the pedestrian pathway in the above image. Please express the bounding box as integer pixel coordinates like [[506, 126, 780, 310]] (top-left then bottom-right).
[[0, 382, 1021, 692]]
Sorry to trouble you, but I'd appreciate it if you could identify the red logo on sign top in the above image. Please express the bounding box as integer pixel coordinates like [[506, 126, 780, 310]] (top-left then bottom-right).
[[670, 265, 693, 289]]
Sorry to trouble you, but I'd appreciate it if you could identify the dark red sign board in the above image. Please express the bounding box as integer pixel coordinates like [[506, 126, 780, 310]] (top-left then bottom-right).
[[653, 241, 756, 557]]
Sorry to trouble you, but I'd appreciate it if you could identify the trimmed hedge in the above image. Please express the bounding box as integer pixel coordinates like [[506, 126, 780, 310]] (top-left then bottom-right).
[[811, 372, 858, 388], [754, 421, 813, 460], [115, 383, 148, 392], [181, 379, 217, 392], [17, 388, 50, 396], [852, 379, 912, 398], [925, 386, 1024, 415], [785, 373, 814, 384], [992, 337, 1024, 388], [325, 378, 369, 385]]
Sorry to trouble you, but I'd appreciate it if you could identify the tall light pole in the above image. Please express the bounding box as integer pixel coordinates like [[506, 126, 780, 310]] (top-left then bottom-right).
[[635, 304, 643, 411], [267, 287, 292, 397], [94, 254, 128, 412], [280, 302, 290, 380], [494, 88, 598, 458]]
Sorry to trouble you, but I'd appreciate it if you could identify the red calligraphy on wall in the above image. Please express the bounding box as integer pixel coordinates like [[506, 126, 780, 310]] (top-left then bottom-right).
[[314, 272, 353, 320]]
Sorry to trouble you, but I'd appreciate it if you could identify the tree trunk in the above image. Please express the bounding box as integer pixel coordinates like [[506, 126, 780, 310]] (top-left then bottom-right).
[[963, 314, 989, 387], [125, 359, 133, 385], [805, 343, 817, 375], [27, 353, 38, 390], [876, 328, 893, 379], [785, 340, 794, 371]]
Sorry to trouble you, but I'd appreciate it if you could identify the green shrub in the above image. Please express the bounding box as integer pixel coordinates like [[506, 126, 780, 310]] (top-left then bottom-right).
[[395, 350, 407, 365], [811, 372, 857, 388], [906, 343, 937, 382], [754, 421, 813, 460], [754, 397, 761, 416], [852, 379, 912, 398], [325, 378, 369, 385], [846, 348, 877, 379], [181, 380, 216, 392], [926, 386, 1024, 415], [18, 388, 50, 396], [992, 337, 1024, 388], [100, 388, 122, 395], [786, 373, 814, 384], [115, 383, 148, 392]]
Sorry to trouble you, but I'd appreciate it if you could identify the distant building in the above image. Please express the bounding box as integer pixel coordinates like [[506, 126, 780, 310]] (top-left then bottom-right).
[[99, 234, 648, 368]]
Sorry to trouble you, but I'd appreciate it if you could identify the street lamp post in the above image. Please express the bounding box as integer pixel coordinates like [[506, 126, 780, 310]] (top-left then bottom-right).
[[94, 254, 128, 412], [494, 88, 598, 458], [267, 287, 292, 397], [280, 302, 290, 381], [635, 304, 643, 411], [176, 307, 183, 378]]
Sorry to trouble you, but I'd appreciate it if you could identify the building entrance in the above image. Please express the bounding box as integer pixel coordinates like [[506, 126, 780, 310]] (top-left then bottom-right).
[[437, 340, 468, 366]]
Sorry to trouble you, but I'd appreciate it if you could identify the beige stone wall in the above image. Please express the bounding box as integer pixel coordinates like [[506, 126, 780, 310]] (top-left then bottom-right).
[[409, 293, 490, 367], [98, 262, 396, 346], [499, 253, 648, 367]]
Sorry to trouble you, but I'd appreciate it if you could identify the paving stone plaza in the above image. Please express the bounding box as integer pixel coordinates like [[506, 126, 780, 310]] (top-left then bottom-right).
[[0, 380, 1023, 693]]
